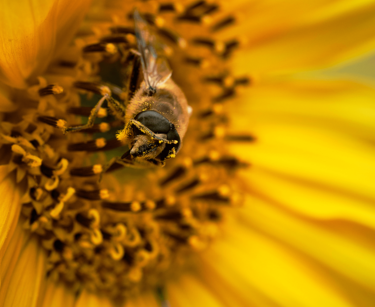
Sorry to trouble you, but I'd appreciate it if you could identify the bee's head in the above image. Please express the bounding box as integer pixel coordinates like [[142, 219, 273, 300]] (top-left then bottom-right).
[[133, 110, 181, 161]]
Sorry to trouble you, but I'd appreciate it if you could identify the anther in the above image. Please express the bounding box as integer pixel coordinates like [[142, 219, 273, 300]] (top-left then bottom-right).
[[225, 134, 256, 142], [159, 3, 184, 13], [38, 84, 64, 96], [157, 29, 187, 48], [74, 82, 111, 96], [83, 43, 117, 54], [70, 164, 103, 177], [109, 243, 124, 260], [159, 166, 187, 186], [110, 26, 135, 35], [37, 116, 67, 129], [192, 191, 230, 203], [213, 88, 236, 102], [176, 178, 201, 194], [211, 16, 236, 32], [76, 189, 108, 201], [67, 139, 122, 152], [91, 228, 103, 245]]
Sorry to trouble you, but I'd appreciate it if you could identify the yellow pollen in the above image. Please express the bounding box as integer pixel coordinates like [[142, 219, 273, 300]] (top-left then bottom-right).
[[182, 208, 192, 218], [214, 41, 225, 53], [11, 144, 26, 156], [224, 76, 235, 88], [208, 150, 220, 161], [30, 221, 40, 232], [56, 119, 67, 129], [109, 243, 124, 260], [114, 224, 127, 241], [50, 201, 64, 219], [39, 216, 49, 225], [166, 196, 176, 206], [155, 16, 165, 28], [52, 85, 64, 94], [97, 108, 107, 118], [178, 38, 187, 49], [164, 45, 173, 56], [95, 138, 106, 148], [93, 164, 103, 174], [214, 126, 226, 138], [45, 176, 60, 191], [91, 228, 103, 245], [24, 154, 43, 168], [183, 157, 193, 168], [199, 172, 209, 182], [99, 122, 110, 132], [88, 209, 100, 228], [218, 184, 231, 197], [105, 43, 117, 54], [200, 59, 210, 69], [99, 189, 109, 199], [145, 200, 156, 210], [99, 85, 111, 96], [126, 34, 136, 44], [188, 236, 206, 250], [131, 201, 141, 212], [174, 3, 184, 13], [202, 15, 212, 25], [54, 158, 69, 176], [213, 104, 223, 114]]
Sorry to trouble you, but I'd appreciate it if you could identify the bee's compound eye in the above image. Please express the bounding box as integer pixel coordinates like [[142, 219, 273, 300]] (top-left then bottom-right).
[[134, 110, 171, 134]]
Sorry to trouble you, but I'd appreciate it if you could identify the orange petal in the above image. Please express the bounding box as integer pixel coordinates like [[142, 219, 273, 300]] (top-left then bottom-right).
[[0, 0, 91, 89]]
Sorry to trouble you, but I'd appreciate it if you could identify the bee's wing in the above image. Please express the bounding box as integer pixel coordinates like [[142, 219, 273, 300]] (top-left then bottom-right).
[[134, 10, 172, 91]]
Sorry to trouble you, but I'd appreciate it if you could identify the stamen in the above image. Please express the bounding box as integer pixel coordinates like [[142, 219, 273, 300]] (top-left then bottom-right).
[[74, 82, 111, 96], [37, 116, 67, 129], [176, 178, 201, 194], [38, 84, 64, 96], [159, 3, 184, 13], [67, 139, 122, 152], [70, 164, 103, 177], [159, 166, 187, 186], [68, 106, 108, 118], [83, 43, 117, 54], [157, 29, 187, 48], [225, 134, 256, 142], [211, 16, 236, 32], [76, 189, 109, 200]]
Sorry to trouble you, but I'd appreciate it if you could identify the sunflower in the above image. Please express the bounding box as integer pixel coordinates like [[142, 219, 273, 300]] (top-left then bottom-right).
[[1, 0, 375, 306]]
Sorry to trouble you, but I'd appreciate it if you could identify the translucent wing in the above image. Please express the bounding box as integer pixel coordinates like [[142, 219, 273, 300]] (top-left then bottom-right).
[[134, 10, 172, 93]]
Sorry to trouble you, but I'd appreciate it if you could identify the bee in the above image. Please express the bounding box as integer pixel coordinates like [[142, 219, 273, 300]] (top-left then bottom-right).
[[61, 10, 191, 169]]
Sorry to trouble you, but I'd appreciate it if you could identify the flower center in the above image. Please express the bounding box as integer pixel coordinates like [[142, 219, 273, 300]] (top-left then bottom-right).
[[0, 0, 253, 299]]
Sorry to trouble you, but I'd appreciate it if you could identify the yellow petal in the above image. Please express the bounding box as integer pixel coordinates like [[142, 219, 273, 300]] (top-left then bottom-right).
[[199, 209, 374, 307], [0, 0, 91, 89], [0, 170, 23, 255], [228, 78, 375, 227], [237, 196, 375, 296], [0, 234, 46, 307], [74, 290, 112, 307], [41, 279, 75, 307], [167, 274, 225, 307], [232, 2, 375, 75]]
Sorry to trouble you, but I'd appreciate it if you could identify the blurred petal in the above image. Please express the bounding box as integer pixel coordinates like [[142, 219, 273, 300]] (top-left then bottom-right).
[[0, 170, 23, 255], [0, 232, 46, 307], [232, 1, 375, 75], [75, 290, 113, 307], [0, 0, 91, 89], [41, 280, 75, 307]]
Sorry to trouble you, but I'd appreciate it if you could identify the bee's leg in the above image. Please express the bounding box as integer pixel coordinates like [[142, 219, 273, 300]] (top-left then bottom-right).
[[119, 49, 142, 105], [63, 94, 111, 133], [106, 95, 126, 120], [127, 119, 178, 145]]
